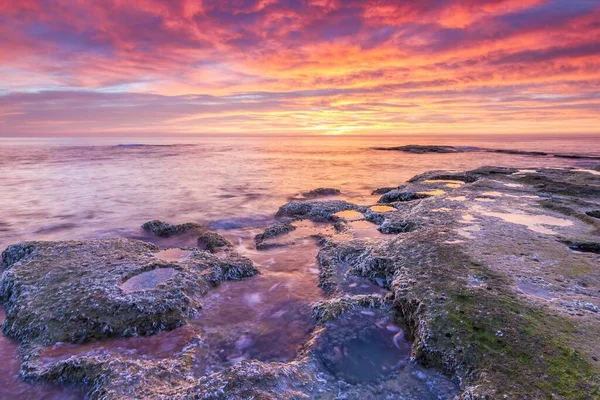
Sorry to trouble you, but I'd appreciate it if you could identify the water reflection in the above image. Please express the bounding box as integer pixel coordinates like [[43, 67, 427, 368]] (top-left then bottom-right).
[[154, 248, 192, 261], [120, 267, 177, 294], [334, 210, 365, 221], [472, 205, 573, 235], [369, 205, 396, 212]]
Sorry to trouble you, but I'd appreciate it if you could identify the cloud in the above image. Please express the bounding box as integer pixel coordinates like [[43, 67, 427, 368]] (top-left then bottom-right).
[[0, 0, 599, 135]]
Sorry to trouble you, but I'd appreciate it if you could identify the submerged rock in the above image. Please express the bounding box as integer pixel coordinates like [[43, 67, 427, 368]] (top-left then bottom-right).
[[313, 308, 410, 385], [302, 188, 341, 198], [141, 220, 202, 237], [0, 238, 258, 345]]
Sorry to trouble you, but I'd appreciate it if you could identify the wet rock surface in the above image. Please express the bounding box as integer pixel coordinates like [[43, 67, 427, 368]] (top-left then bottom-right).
[[141, 220, 203, 237], [196, 231, 232, 253], [378, 190, 431, 203], [254, 222, 297, 249], [0, 238, 257, 345], [2, 165, 600, 399], [586, 210, 600, 219], [276, 199, 364, 222]]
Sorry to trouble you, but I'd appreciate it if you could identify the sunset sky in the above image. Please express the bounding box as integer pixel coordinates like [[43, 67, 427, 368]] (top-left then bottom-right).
[[1, 0, 599, 136]]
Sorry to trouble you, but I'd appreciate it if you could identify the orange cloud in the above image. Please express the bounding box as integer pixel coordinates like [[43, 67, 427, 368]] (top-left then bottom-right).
[[0, 0, 599, 136]]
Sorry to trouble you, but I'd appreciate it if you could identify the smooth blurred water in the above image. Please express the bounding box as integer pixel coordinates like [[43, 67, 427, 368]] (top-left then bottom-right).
[[0, 135, 598, 249]]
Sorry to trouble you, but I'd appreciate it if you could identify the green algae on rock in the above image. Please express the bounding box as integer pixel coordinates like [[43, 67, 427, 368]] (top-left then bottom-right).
[[0, 238, 258, 345], [311, 166, 600, 398], [312, 294, 391, 323]]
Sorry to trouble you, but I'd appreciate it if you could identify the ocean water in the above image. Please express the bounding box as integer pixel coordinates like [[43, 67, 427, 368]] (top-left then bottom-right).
[[0, 134, 598, 398], [1, 135, 598, 249]]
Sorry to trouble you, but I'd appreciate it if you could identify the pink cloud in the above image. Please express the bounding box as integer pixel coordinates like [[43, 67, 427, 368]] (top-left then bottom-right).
[[0, 0, 599, 136]]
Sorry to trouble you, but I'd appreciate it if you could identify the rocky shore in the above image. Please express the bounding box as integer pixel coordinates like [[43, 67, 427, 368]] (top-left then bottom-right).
[[1, 165, 599, 399], [373, 144, 600, 160]]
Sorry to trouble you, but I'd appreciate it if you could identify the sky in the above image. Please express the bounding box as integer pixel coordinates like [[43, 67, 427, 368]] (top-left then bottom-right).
[[0, 0, 599, 137]]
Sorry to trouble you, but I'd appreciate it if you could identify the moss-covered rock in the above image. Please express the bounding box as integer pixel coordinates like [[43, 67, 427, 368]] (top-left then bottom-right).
[[254, 222, 296, 243], [141, 220, 203, 237], [0, 238, 258, 345], [21, 338, 312, 400], [276, 200, 363, 222], [378, 190, 430, 204], [379, 218, 420, 234], [311, 166, 600, 398], [312, 294, 390, 323], [196, 231, 232, 253]]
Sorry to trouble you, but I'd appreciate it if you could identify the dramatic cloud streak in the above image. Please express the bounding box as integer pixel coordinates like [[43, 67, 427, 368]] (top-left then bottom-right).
[[1, 0, 599, 136]]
